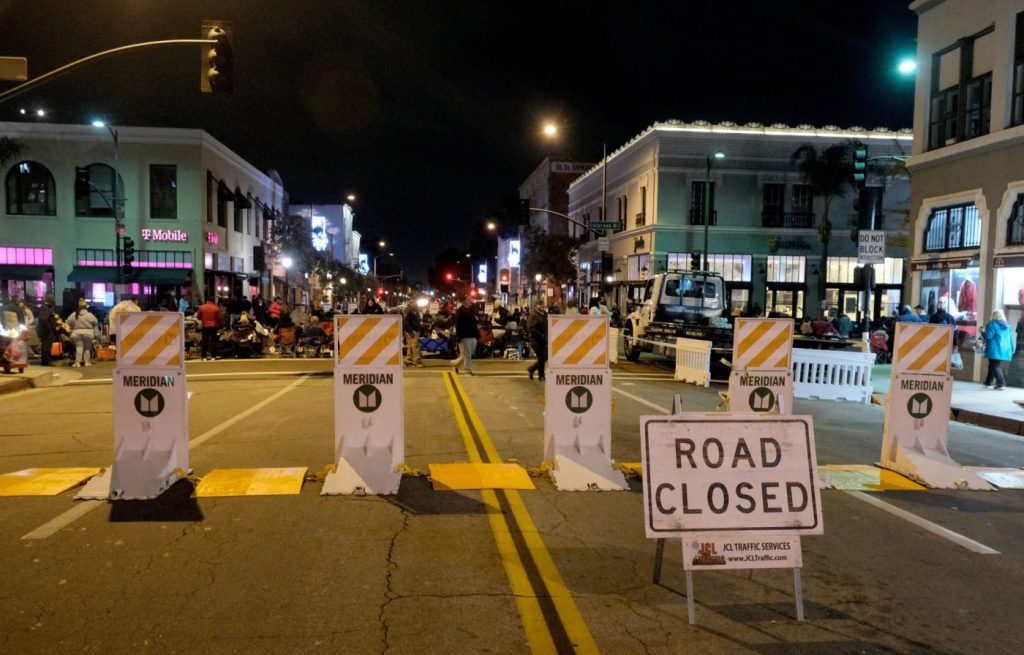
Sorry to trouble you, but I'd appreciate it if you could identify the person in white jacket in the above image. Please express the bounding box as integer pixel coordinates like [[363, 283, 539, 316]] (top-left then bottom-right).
[[66, 299, 100, 367], [107, 295, 140, 344]]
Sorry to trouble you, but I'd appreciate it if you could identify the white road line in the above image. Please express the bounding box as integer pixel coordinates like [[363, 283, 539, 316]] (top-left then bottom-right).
[[844, 491, 1000, 555], [20, 374, 311, 540], [612, 386, 671, 413], [21, 500, 105, 540]]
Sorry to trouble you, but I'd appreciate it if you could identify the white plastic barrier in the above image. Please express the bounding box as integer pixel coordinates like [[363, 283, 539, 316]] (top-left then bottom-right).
[[791, 348, 875, 404], [674, 338, 711, 387], [609, 327, 619, 364]]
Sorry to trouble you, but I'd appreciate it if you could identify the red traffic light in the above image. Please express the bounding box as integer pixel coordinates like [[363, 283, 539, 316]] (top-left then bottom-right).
[[376, 287, 384, 296], [445, 272, 453, 281]]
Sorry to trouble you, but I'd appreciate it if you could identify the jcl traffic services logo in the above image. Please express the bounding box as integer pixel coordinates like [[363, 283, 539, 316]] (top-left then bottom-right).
[[353, 384, 382, 413], [565, 386, 593, 413]]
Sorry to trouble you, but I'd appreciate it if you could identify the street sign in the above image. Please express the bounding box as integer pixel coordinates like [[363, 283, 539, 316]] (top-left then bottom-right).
[[597, 237, 610, 251], [588, 221, 621, 231], [858, 230, 885, 265], [325, 315, 404, 495], [640, 413, 823, 537]]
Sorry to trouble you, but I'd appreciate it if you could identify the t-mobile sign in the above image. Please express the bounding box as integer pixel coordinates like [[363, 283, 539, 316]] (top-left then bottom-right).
[[142, 229, 189, 243]]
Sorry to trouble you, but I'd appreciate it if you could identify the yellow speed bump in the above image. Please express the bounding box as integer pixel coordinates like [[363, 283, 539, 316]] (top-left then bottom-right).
[[194, 467, 307, 497], [429, 463, 535, 490], [617, 462, 643, 479], [0, 467, 104, 496], [818, 464, 926, 491]]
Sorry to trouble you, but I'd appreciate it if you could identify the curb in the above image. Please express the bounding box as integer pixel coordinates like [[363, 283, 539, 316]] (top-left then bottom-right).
[[0, 376, 31, 395]]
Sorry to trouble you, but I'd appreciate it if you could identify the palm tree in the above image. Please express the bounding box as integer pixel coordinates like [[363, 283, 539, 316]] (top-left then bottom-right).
[[791, 141, 857, 305]]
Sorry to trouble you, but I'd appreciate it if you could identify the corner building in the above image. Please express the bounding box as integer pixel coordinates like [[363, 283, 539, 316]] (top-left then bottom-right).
[[0, 122, 285, 312], [569, 121, 912, 320]]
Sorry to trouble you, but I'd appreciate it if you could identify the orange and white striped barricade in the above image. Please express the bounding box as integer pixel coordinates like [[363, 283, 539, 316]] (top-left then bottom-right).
[[728, 318, 794, 415], [79, 312, 188, 500], [881, 323, 992, 489], [544, 315, 626, 491], [323, 314, 404, 495]]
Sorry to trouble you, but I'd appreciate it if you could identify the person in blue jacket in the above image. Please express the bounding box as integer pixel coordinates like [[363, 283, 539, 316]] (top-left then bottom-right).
[[982, 309, 1016, 390]]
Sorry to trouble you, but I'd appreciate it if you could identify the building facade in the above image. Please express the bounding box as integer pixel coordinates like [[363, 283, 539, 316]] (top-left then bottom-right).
[[907, 0, 1024, 383], [569, 121, 912, 320], [0, 122, 284, 314]]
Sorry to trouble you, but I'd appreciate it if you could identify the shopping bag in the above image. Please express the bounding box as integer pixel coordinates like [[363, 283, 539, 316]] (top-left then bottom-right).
[[50, 341, 63, 357], [951, 350, 964, 370]]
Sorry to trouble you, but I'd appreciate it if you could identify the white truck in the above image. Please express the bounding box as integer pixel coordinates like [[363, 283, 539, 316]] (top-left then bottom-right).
[[621, 270, 733, 365]]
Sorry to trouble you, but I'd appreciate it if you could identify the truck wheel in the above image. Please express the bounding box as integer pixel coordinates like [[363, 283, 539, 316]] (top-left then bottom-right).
[[623, 324, 641, 362]]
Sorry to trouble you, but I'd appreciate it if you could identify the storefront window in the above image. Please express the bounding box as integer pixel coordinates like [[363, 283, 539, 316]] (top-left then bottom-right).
[[667, 253, 751, 281], [766, 256, 805, 282]]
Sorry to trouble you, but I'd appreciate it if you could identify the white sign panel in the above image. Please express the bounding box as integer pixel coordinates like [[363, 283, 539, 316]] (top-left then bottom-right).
[[110, 369, 189, 499], [728, 370, 793, 414], [640, 413, 823, 537], [598, 237, 610, 251], [508, 240, 521, 268], [858, 230, 885, 265], [881, 373, 953, 469], [544, 370, 611, 462], [682, 534, 802, 570]]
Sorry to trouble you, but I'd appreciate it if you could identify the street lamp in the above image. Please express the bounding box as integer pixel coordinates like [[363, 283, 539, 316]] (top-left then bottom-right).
[[281, 256, 293, 305], [702, 151, 725, 271], [346, 193, 356, 202], [374, 251, 394, 277], [543, 121, 607, 236], [92, 119, 125, 286]]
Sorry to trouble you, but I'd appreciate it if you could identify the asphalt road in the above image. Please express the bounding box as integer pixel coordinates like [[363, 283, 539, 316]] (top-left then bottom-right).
[[1, 355, 1022, 654]]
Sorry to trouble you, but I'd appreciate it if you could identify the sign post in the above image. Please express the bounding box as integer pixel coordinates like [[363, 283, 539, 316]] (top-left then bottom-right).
[[728, 318, 794, 415], [544, 315, 626, 491], [641, 413, 822, 623], [323, 315, 404, 495], [79, 312, 189, 499], [880, 323, 993, 489]]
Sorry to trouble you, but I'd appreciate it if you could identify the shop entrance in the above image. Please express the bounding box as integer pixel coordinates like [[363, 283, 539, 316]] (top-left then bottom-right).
[[766, 285, 805, 319]]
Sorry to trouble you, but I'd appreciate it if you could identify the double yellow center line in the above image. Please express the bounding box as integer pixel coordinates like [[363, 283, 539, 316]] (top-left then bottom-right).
[[443, 372, 598, 654]]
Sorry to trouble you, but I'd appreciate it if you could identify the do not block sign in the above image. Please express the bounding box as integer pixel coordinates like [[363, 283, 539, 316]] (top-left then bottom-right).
[[640, 413, 823, 537]]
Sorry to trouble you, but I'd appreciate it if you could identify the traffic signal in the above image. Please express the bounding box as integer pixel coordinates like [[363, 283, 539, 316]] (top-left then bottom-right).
[[122, 237, 135, 275], [690, 252, 701, 271], [852, 146, 867, 188], [445, 272, 453, 281], [377, 287, 384, 297], [201, 21, 233, 93]]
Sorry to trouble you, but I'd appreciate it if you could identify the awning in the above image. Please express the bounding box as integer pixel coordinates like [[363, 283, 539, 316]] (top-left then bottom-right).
[[0, 265, 51, 280], [135, 269, 192, 285], [67, 266, 119, 283], [217, 181, 233, 202]]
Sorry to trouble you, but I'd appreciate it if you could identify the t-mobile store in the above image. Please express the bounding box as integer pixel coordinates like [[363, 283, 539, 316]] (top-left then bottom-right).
[[0, 246, 53, 307]]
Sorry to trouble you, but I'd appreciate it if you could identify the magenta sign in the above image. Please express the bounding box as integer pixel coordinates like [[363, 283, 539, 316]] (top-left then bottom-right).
[[206, 232, 219, 245], [142, 228, 188, 243]]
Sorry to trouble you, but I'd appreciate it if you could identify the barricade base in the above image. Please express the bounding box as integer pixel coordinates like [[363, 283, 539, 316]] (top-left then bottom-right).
[[881, 441, 995, 491], [75, 468, 113, 500], [322, 455, 401, 495], [108, 438, 188, 500], [550, 453, 627, 491]]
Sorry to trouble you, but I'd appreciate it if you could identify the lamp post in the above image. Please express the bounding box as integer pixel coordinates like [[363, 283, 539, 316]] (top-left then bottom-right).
[[92, 119, 123, 286], [281, 256, 293, 305], [702, 151, 725, 270]]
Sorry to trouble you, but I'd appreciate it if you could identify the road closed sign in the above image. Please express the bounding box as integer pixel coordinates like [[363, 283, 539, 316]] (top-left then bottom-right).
[[640, 413, 823, 537], [858, 230, 885, 265]]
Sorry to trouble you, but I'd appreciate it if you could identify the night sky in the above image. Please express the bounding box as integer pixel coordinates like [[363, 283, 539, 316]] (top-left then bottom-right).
[[0, 1, 917, 282]]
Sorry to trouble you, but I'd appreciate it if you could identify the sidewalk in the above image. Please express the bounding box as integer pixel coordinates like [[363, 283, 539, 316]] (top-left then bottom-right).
[[0, 363, 80, 396], [872, 363, 1024, 436]]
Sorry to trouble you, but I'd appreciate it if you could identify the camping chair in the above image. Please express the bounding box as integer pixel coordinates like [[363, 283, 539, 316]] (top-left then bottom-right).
[[277, 325, 298, 357]]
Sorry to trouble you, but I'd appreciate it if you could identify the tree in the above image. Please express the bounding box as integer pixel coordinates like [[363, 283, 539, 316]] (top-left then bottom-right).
[[267, 213, 315, 270], [522, 226, 578, 285], [791, 141, 858, 305]]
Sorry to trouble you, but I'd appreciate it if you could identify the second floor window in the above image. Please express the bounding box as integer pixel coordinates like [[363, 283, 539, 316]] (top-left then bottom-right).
[[929, 28, 994, 150], [75, 163, 122, 217], [1014, 12, 1024, 126], [149, 165, 177, 219], [691, 181, 716, 225], [762, 183, 785, 226], [636, 185, 646, 228], [6, 161, 56, 215], [924, 203, 981, 252]]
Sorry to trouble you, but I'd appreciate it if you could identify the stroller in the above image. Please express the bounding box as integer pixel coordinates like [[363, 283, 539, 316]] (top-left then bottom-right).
[[869, 330, 891, 364]]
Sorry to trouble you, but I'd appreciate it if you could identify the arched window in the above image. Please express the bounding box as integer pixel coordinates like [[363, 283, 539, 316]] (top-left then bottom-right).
[[5, 161, 56, 215], [1008, 194, 1024, 246], [75, 163, 123, 217]]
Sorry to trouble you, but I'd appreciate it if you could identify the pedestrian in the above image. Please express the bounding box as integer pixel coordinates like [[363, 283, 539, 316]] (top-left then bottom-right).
[[833, 312, 853, 337], [227, 295, 242, 328], [982, 309, 1016, 390], [178, 294, 191, 313], [66, 299, 99, 367], [240, 294, 252, 323], [35, 293, 57, 366], [268, 296, 283, 328], [565, 299, 580, 316], [929, 298, 959, 347], [526, 300, 548, 380], [898, 304, 922, 323], [588, 299, 603, 315], [195, 296, 223, 361], [452, 295, 478, 375], [108, 295, 140, 344], [913, 304, 928, 320], [363, 297, 384, 314], [403, 299, 424, 368]]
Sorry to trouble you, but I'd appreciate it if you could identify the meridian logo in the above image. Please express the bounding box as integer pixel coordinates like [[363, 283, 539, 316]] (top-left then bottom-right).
[[134, 388, 165, 417], [749, 387, 775, 412], [353, 384, 382, 413], [565, 386, 593, 413]]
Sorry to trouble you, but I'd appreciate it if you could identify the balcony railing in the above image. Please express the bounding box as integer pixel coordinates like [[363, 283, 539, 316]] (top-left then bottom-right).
[[689, 208, 717, 226], [761, 211, 815, 228]]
